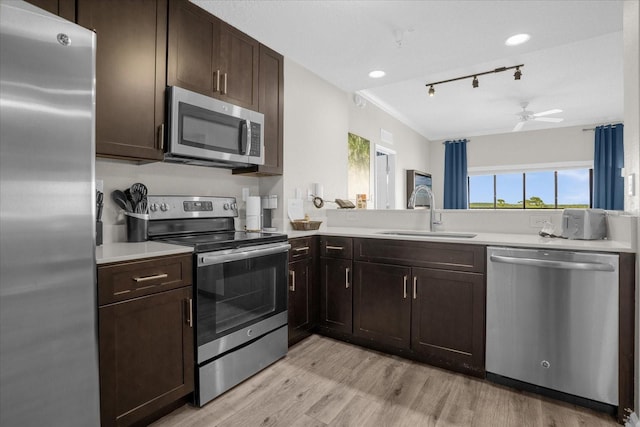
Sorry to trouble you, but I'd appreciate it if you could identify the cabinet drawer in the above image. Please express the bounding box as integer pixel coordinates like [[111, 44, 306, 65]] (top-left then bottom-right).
[[354, 238, 485, 273], [319, 236, 353, 259], [289, 237, 314, 262], [98, 254, 192, 306]]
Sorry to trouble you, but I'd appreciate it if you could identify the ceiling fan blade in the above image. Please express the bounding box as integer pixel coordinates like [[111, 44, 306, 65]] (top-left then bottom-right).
[[513, 121, 525, 132], [533, 109, 563, 117], [534, 117, 564, 123]]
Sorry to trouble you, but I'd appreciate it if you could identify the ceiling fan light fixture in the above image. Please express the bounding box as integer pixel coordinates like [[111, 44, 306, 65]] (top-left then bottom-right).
[[514, 67, 522, 80], [472, 76, 478, 88], [505, 33, 530, 46], [428, 85, 435, 97]]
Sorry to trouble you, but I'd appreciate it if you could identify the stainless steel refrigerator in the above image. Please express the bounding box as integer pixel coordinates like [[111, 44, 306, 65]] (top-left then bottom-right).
[[0, 1, 100, 425]]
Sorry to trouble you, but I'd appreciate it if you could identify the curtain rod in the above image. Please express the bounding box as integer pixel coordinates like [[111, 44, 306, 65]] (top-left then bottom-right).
[[582, 122, 624, 131], [442, 139, 471, 145]]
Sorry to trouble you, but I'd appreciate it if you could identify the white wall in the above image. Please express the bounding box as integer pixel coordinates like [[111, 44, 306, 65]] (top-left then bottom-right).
[[622, 0, 640, 415], [281, 58, 430, 229], [428, 124, 594, 209], [348, 95, 431, 209]]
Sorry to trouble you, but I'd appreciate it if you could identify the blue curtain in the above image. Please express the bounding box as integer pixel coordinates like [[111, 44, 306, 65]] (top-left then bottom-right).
[[444, 139, 468, 209], [593, 124, 624, 210]]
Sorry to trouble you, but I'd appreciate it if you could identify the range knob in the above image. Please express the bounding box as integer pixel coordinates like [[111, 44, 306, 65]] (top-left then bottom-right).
[[223, 203, 230, 210], [159, 203, 169, 212], [149, 203, 159, 212]]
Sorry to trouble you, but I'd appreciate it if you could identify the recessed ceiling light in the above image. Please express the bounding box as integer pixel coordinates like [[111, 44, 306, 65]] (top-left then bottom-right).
[[505, 33, 530, 46], [368, 70, 386, 78]]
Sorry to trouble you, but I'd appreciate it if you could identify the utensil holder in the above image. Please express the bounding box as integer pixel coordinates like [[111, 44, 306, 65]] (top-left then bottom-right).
[[125, 212, 148, 242]]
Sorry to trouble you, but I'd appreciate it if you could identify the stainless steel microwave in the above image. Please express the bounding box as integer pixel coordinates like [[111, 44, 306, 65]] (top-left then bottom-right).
[[165, 86, 264, 168]]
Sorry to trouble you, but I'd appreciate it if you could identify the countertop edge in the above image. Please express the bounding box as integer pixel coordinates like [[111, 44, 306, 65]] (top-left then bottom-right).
[[96, 242, 193, 265], [287, 227, 636, 253]]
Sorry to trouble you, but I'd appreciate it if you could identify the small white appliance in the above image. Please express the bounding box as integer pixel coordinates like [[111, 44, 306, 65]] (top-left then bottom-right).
[[561, 209, 606, 240]]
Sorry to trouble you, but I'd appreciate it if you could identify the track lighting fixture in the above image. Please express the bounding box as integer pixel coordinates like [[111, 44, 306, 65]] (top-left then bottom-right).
[[514, 67, 522, 80], [425, 64, 524, 97]]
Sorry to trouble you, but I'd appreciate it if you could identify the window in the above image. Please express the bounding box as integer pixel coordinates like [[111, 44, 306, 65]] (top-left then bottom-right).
[[468, 168, 592, 209]]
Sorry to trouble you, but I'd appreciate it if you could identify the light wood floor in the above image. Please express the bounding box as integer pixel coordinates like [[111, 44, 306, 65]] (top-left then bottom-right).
[[151, 334, 618, 427]]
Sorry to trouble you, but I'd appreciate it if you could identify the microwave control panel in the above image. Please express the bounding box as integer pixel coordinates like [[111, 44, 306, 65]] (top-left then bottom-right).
[[249, 122, 261, 157]]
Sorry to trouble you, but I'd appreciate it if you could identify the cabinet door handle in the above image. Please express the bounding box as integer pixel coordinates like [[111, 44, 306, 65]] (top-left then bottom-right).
[[133, 273, 168, 283], [345, 267, 350, 289], [413, 277, 417, 299], [222, 73, 228, 94], [213, 70, 221, 92], [157, 123, 165, 150], [403, 275, 408, 299], [289, 270, 296, 292], [325, 245, 344, 251], [185, 298, 193, 328], [294, 246, 310, 253]]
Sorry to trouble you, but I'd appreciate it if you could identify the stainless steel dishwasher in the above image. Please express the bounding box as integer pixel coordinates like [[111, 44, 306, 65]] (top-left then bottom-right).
[[486, 246, 619, 407]]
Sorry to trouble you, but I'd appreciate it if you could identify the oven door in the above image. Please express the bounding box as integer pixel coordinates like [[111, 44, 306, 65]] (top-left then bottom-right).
[[195, 242, 290, 364]]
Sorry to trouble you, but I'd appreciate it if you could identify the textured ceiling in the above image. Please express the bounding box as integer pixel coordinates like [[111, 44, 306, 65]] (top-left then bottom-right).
[[194, 0, 624, 140]]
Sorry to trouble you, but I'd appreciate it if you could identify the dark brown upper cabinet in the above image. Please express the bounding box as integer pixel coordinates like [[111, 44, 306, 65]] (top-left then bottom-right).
[[233, 44, 284, 176], [77, 0, 166, 162], [24, 0, 75, 21], [167, 0, 259, 110]]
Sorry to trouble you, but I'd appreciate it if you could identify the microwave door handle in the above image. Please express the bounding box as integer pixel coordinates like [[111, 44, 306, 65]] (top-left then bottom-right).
[[245, 120, 252, 155], [239, 120, 252, 155]]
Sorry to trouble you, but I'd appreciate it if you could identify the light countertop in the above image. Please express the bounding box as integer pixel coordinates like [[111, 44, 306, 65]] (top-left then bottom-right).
[[286, 227, 636, 253], [96, 241, 193, 265]]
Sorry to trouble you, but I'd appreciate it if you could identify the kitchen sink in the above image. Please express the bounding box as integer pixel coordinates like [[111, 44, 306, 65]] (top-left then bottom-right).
[[377, 230, 477, 238]]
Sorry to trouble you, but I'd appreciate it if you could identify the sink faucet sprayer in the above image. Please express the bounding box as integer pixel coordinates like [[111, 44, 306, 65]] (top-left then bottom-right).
[[408, 185, 441, 231]]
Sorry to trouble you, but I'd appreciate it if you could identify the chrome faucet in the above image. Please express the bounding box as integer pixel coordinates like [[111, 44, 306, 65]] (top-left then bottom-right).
[[408, 185, 439, 231]]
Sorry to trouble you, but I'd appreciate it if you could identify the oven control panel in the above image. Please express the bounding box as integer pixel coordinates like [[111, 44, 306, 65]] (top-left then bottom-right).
[[148, 196, 238, 220]]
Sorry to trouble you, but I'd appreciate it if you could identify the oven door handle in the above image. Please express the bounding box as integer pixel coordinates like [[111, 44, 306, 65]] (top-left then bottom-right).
[[198, 242, 291, 266]]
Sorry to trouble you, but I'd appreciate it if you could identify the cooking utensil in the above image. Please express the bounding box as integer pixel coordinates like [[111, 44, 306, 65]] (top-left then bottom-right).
[[96, 191, 104, 220], [135, 199, 147, 215], [111, 190, 132, 212]]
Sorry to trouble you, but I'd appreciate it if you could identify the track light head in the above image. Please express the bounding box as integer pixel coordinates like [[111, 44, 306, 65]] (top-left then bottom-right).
[[428, 85, 435, 97], [514, 67, 522, 80], [472, 76, 479, 88]]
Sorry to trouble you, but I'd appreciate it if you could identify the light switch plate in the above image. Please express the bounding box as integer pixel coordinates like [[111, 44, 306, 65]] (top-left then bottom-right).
[[628, 173, 636, 196]]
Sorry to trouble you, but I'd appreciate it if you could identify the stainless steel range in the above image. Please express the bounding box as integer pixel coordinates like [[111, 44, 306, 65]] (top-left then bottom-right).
[[148, 196, 290, 406]]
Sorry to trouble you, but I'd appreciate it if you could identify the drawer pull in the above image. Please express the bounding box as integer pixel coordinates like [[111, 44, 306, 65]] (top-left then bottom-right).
[[325, 245, 344, 251], [294, 246, 310, 253], [403, 275, 408, 299], [289, 270, 296, 292], [133, 273, 168, 283], [345, 267, 350, 289]]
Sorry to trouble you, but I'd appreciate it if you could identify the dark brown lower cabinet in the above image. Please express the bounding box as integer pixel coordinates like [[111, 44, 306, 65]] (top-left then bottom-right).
[[353, 262, 411, 349], [411, 267, 485, 375], [99, 286, 194, 427], [288, 257, 312, 344], [319, 257, 353, 334]]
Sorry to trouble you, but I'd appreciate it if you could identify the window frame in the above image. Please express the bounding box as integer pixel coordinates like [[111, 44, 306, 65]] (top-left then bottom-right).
[[467, 168, 593, 210]]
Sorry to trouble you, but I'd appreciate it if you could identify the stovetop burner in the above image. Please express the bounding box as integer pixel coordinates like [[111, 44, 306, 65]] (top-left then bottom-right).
[[146, 195, 287, 253]]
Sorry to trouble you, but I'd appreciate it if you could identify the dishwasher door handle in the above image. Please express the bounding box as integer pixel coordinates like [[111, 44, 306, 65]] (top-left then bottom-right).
[[489, 254, 615, 272]]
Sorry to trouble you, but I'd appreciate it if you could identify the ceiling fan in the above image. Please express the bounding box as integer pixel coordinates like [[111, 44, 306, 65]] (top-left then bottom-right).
[[513, 102, 564, 131]]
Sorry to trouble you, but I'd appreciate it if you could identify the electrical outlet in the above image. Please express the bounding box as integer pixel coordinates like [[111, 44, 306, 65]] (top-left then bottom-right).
[[529, 215, 551, 228]]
